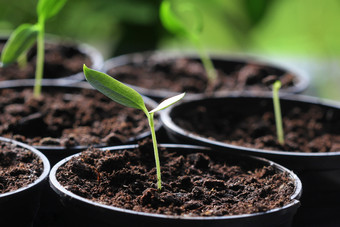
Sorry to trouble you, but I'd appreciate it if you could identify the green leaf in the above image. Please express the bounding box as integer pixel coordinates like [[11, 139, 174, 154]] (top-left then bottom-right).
[[1, 24, 39, 66], [178, 2, 203, 35], [159, 0, 202, 39], [149, 93, 185, 113], [37, 0, 67, 20], [160, 0, 189, 37], [83, 65, 148, 114]]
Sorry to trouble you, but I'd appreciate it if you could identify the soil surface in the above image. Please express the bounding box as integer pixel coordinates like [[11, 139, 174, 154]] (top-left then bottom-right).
[[56, 140, 295, 216], [107, 57, 296, 94], [0, 87, 151, 147], [0, 141, 43, 194], [0, 41, 92, 81], [173, 98, 340, 153]]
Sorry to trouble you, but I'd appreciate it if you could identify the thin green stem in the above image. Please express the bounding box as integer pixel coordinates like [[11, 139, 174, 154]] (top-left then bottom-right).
[[191, 35, 217, 85], [33, 17, 45, 98], [147, 112, 162, 191], [273, 81, 284, 145]]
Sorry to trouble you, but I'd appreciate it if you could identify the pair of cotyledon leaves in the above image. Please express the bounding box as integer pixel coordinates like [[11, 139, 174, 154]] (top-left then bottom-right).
[[83, 65, 185, 115]]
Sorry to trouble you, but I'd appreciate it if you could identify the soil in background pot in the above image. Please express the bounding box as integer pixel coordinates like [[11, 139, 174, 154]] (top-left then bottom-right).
[[173, 98, 340, 153], [0, 41, 92, 81], [0, 140, 43, 194], [107, 57, 296, 94], [56, 140, 295, 217], [0, 87, 150, 148]]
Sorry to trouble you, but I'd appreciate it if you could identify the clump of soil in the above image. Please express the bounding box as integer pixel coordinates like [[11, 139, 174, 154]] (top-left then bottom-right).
[[56, 141, 295, 216], [0, 141, 43, 194], [107, 57, 296, 94], [173, 98, 340, 153], [0, 41, 92, 81], [0, 87, 151, 147]]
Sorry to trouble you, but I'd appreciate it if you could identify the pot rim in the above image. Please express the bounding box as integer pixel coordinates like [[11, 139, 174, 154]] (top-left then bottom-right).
[[160, 92, 340, 157], [102, 50, 309, 99], [0, 136, 50, 199], [0, 80, 160, 150], [49, 143, 301, 221]]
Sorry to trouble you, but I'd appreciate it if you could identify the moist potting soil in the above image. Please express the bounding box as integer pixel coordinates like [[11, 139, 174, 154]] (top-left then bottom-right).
[[56, 141, 295, 216], [0, 87, 150, 147], [0, 141, 43, 194], [107, 58, 296, 94], [173, 100, 340, 153]]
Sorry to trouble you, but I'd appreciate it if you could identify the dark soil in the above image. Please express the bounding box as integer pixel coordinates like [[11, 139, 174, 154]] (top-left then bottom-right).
[[0, 87, 151, 147], [173, 98, 340, 153], [107, 57, 296, 94], [0, 141, 43, 194], [56, 140, 295, 216], [0, 41, 92, 81]]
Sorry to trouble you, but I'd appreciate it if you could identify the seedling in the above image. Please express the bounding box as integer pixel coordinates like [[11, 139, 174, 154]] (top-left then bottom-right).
[[272, 80, 285, 145], [159, 0, 217, 85], [83, 65, 185, 191], [1, 0, 67, 98]]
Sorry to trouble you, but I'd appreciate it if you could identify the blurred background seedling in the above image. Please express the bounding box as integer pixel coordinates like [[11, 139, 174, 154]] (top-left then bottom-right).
[[1, 0, 67, 97]]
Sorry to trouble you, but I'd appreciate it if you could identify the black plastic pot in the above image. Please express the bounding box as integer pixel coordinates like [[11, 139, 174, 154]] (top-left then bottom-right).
[[0, 80, 160, 166], [0, 36, 103, 85], [49, 144, 302, 227], [102, 51, 309, 101], [0, 136, 50, 227], [160, 94, 340, 226]]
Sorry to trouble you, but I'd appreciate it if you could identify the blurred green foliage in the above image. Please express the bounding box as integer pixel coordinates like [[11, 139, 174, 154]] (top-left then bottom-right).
[[250, 0, 340, 57], [1, 0, 340, 57], [1, 0, 340, 99]]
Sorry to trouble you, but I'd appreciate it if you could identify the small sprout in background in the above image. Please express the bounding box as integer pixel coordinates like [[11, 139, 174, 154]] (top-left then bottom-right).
[[83, 65, 185, 191], [159, 0, 217, 86], [1, 0, 67, 98], [272, 80, 285, 145]]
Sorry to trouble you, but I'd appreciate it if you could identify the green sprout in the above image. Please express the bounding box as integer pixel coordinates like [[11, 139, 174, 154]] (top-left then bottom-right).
[[272, 80, 284, 145], [159, 0, 217, 85], [83, 65, 185, 191], [1, 0, 67, 98]]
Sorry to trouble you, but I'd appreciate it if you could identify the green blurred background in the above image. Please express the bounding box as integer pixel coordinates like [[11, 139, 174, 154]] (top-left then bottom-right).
[[1, 0, 339, 100]]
